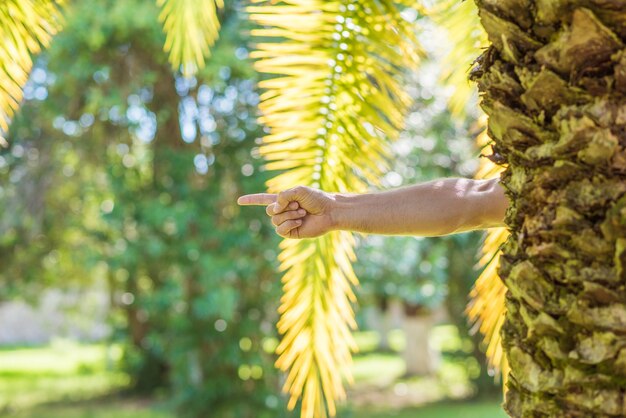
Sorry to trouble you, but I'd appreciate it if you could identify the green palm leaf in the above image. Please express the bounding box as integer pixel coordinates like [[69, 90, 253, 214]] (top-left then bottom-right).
[[157, 0, 223, 77], [0, 0, 64, 143], [249, 1, 421, 417]]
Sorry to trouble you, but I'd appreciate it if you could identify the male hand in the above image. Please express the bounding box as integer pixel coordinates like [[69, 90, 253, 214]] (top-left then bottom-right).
[[237, 186, 335, 239]]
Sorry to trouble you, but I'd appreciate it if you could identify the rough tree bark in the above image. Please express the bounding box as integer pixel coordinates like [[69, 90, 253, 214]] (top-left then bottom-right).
[[471, 1, 626, 416]]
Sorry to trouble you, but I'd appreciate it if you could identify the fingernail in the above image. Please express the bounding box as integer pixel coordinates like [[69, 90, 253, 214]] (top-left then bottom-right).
[[298, 209, 306, 215], [296, 220, 302, 225]]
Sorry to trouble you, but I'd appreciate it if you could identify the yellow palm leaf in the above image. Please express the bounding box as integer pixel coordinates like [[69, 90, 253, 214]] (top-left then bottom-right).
[[429, 0, 508, 380], [156, 0, 223, 77], [467, 115, 509, 380], [249, 1, 421, 416], [428, 0, 487, 118], [0, 0, 64, 143], [467, 225, 509, 377]]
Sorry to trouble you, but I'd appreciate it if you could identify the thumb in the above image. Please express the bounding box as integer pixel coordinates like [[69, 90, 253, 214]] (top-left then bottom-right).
[[275, 187, 304, 212]]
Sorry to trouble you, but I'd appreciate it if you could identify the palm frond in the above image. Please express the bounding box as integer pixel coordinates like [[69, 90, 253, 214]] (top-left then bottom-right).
[[0, 0, 64, 143], [467, 115, 509, 379], [467, 226, 508, 378], [249, 1, 421, 416], [428, 0, 487, 117], [157, 0, 223, 77], [429, 1, 506, 379], [474, 116, 502, 179]]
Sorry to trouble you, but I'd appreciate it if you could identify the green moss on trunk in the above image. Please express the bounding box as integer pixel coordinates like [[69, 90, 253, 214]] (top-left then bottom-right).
[[472, 1, 626, 416]]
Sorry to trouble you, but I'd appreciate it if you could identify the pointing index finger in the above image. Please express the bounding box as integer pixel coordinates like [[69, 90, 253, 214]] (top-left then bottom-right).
[[237, 193, 277, 206]]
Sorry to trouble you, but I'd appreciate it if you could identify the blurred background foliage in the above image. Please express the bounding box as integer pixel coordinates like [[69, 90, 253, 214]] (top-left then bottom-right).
[[0, 1, 504, 418]]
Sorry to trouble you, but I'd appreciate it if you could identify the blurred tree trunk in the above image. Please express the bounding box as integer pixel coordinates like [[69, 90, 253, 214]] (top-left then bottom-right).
[[472, 1, 626, 416], [131, 52, 181, 394], [124, 264, 168, 393], [110, 42, 182, 394], [368, 297, 392, 351], [402, 304, 439, 376]]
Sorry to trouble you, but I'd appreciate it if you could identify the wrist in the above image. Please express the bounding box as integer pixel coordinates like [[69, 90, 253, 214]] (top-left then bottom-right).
[[328, 193, 354, 232]]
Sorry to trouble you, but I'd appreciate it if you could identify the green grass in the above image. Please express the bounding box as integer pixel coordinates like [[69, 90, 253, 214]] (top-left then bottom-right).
[[351, 352, 404, 384], [352, 325, 470, 355], [353, 401, 507, 418], [4, 399, 172, 418], [0, 340, 121, 373], [5, 399, 506, 418], [0, 328, 505, 418], [0, 340, 128, 413]]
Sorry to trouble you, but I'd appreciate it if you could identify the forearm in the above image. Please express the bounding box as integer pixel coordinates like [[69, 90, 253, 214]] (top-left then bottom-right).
[[329, 178, 507, 236]]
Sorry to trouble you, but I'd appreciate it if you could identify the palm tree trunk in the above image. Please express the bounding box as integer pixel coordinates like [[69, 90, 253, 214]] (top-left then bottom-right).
[[471, 1, 626, 416]]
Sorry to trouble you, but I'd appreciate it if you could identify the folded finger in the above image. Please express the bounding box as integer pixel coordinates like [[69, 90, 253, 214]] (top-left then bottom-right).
[[268, 201, 299, 217], [266, 203, 277, 216], [272, 209, 307, 226], [275, 219, 302, 237]]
